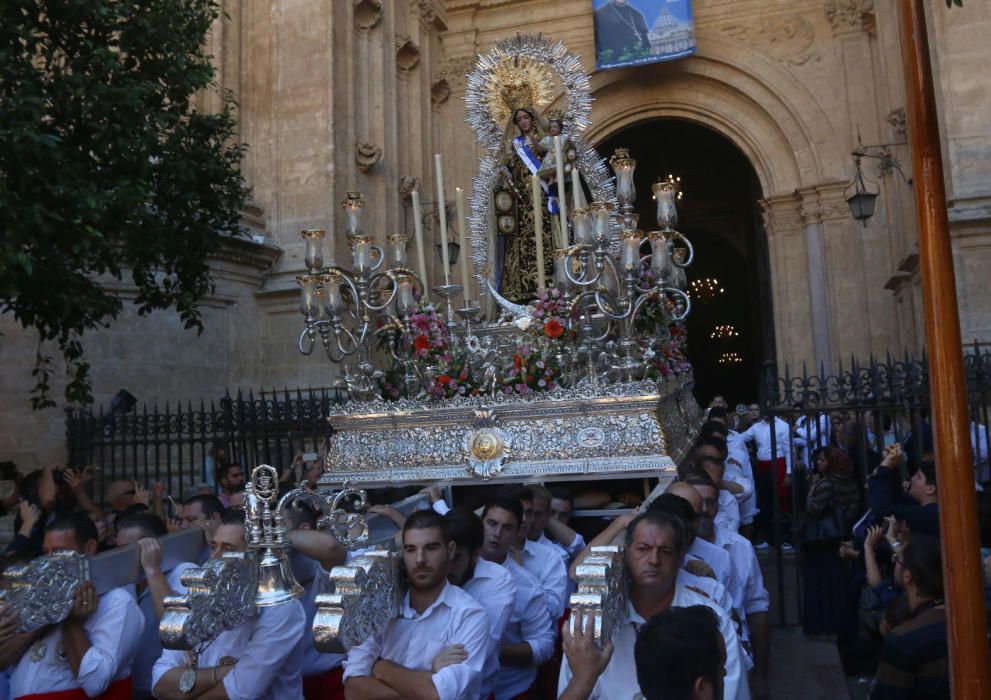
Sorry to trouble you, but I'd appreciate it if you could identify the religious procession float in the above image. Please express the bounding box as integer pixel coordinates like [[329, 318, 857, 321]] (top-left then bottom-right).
[[2, 35, 701, 655]]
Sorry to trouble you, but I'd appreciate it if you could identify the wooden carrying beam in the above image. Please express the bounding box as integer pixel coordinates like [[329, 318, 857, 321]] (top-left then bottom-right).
[[897, 1, 991, 696]]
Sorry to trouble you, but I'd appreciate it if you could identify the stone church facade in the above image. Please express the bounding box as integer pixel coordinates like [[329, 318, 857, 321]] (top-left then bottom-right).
[[2, 0, 989, 470]]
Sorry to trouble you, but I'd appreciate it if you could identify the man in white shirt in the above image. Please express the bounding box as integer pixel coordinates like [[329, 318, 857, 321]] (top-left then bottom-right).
[[706, 408, 759, 535], [500, 486, 569, 623], [557, 510, 749, 699], [480, 495, 555, 700], [444, 507, 517, 700], [740, 412, 794, 546], [792, 403, 832, 473], [683, 473, 771, 700], [153, 509, 308, 699], [8, 513, 144, 700], [526, 485, 585, 563], [115, 511, 199, 700], [548, 487, 577, 529], [343, 510, 490, 700], [691, 439, 749, 535], [282, 500, 348, 700]]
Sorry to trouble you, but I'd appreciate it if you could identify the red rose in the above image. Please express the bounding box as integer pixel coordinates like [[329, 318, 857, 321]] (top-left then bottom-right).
[[544, 318, 564, 339], [414, 336, 431, 353]]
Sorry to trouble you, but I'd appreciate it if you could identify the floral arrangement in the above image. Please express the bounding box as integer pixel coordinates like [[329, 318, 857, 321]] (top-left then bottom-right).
[[377, 283, 691, 402], [499, 342, 560, 396], [530, 287, 575, 341]]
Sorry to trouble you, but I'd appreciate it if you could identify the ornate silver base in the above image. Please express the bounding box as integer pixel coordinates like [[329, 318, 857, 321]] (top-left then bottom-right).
[[318, 375, 700, 488]]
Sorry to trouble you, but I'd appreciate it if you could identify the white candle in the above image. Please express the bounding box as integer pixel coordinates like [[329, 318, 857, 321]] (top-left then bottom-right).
[[411, 189, 429, 302], [456, 187, 471, 304], [434, 154, 451, 286], [571, 163, 584, 210], [532, 175, 546, 291], [553, 135, 569, 249]]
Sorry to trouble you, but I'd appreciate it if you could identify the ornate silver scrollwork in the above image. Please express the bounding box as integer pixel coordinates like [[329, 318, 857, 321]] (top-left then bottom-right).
[[312, 550, 402, 653], [279, 481, 371, 550], [569, 545, 627, 648], [0, 551, 88, 632], [159, 552, 257, 650]]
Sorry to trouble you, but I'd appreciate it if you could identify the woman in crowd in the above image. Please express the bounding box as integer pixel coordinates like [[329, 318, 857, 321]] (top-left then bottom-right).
[[801, 446, 862, 636]]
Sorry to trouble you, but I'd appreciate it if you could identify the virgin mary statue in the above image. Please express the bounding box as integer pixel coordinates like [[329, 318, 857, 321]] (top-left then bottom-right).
[[498, 105, 557, 303]]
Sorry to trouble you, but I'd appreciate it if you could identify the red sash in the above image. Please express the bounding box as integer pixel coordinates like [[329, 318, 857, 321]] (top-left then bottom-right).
[[302, 666, 344, 700], [17, 677, 132, 700]]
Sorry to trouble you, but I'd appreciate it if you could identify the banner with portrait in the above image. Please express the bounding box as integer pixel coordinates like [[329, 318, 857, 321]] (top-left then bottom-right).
[[592, 0, 696, 70]]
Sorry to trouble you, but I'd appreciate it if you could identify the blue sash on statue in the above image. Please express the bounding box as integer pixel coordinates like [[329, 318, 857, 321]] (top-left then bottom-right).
[[513, 137, 559, 215]]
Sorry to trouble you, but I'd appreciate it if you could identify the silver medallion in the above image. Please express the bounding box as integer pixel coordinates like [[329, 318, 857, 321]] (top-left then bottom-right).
[[28, 640, 46, 662]]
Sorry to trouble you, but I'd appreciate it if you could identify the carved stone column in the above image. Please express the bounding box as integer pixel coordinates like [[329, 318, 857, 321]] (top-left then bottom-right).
[[759, 194, 814, 371], [797, 197, 834, 370]]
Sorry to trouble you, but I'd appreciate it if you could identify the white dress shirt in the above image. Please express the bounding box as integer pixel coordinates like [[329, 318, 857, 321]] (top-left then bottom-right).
[[10, 587, 144, 698], [463, 558, 517, 700], [793, 414, 832, 469], [714, 490, 741, 534], [518, 538, 569, 621], [536, 531, 586, 562], [677, 569, 733, 616], [343, 582, 490, 700], [686, 537, 735, 598], [152, 600, 307, 700], [130, 562, 198, 699], [558, 584, 750, 700], [715, 529, 770, 616], [727, 430, 758, 521], [493, 558, 556, 700], [740, 417, 794, 472], [678, 570, 754, 671]]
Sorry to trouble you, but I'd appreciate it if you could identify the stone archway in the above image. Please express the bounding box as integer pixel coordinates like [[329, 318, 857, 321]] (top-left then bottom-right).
[[573, 48, 858, 370]]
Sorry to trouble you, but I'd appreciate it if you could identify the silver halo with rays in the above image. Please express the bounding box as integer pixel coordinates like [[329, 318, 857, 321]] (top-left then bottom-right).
[[463, 34, 621, 295]]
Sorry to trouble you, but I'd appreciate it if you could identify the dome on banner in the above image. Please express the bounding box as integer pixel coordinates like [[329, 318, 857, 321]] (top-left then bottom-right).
[[649, 6, 695, 56]]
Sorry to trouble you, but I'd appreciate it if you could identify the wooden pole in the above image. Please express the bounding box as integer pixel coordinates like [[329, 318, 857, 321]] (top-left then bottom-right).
[[897, 2, 991, 697]]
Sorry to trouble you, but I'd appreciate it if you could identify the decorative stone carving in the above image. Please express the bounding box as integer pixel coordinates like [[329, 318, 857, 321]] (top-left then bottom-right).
[[353, 0, 383, 31], [825, 0, 874, 35], [414, 0, 446, 29], [355, 142, 383, 172], [399, 176, 420, 198], [395, 34, 420, 72], [569, 546, 627, 648], [721, 15, 818, 67], [431, 78, 451, 105], [435, 55, 477, 93], [313, 550, 402, 653], [886, 108, 907, 136]]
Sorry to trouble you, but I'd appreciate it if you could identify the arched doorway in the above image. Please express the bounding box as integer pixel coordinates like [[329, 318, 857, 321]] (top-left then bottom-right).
[[597, 119, 773, 406]]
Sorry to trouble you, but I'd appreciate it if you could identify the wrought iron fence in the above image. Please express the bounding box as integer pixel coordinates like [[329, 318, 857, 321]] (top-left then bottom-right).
[[756, 341, 991, 624], [65, 387, 347, 504], [64, 344, 991, 625]]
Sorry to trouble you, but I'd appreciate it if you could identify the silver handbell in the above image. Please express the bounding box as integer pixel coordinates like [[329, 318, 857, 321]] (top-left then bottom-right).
[[245, 464, 303, 606]]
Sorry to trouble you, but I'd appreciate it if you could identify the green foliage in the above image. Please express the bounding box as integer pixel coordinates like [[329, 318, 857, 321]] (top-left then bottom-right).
[[0, 0, 248, 408]]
